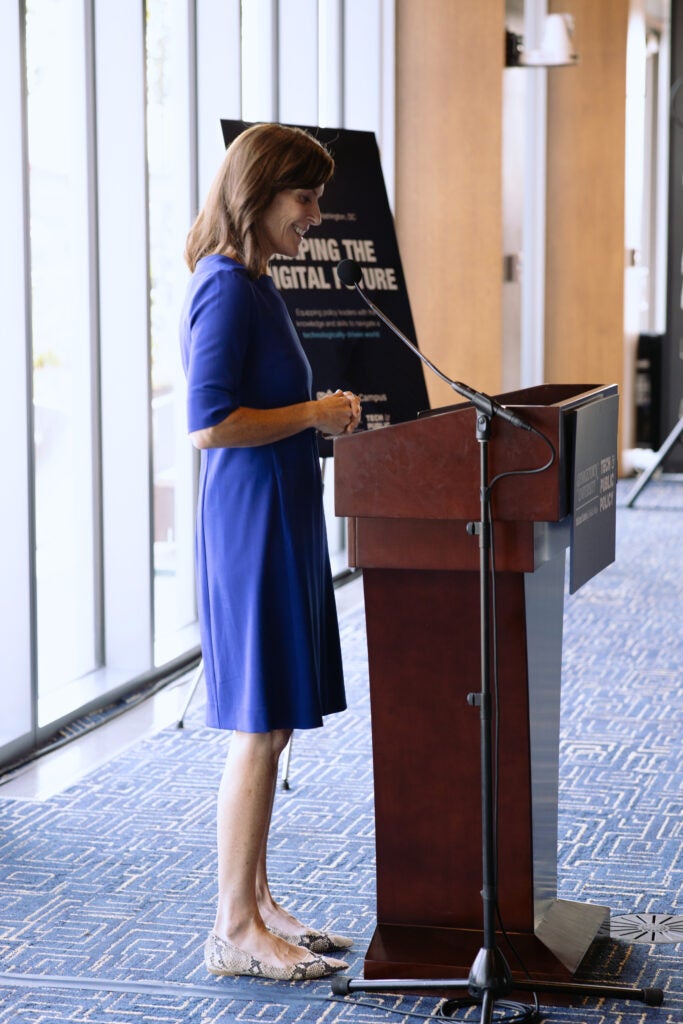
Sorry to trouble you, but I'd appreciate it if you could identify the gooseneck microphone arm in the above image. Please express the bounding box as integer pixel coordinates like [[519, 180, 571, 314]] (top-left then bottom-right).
[[335, 258, 531, 432]]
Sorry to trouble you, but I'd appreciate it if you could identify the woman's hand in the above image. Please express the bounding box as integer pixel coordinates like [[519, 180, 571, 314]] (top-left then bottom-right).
[[189, 390, 361, 449], [315, 389, 362, 437]]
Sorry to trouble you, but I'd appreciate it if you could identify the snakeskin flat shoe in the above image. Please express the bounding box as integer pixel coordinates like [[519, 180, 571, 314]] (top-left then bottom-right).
[[204, 931, 348, 980], [268, 925, 353, 954]]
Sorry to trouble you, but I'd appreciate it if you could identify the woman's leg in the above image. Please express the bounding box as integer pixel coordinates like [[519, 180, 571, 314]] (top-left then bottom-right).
[[254, 747, 308, 933], [210, 729, 339, 966], [252, 745, 354, 954], [212, 728, 310, 967], [210, 729, 352, 966]]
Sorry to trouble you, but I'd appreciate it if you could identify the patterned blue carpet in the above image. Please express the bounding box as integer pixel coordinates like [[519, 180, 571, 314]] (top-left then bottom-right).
[[1, 478, 682, 1023]]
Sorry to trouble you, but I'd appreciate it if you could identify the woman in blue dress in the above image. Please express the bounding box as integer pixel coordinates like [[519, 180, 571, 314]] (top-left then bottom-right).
[[180, 123, 361, 980]]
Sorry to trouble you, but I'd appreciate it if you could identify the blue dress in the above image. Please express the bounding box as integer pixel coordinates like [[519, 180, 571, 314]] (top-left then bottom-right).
[[180, 255, 346, 732]]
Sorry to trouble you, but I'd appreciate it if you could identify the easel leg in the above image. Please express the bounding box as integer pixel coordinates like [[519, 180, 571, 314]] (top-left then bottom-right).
[[626, 417, 683, 507], [176, 660, 204, 728]]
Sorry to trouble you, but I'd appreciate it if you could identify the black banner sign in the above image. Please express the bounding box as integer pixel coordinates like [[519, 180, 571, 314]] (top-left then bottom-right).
[[221, 120, 430, 456]]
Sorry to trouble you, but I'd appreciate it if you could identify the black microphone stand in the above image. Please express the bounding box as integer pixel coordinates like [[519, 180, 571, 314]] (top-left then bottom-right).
[[332, 263, 664, 1021]]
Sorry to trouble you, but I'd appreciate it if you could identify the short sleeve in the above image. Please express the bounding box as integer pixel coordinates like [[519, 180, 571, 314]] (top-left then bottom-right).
[[182, 263, 253, 433]]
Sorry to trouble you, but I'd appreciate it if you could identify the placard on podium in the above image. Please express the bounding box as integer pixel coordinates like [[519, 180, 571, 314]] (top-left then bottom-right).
[[333, 383, 619, 984]]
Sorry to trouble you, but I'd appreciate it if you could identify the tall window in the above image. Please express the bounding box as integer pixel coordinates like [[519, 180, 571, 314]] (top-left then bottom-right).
[[0, 0, 395, 770], [26, 0, 99, 709]]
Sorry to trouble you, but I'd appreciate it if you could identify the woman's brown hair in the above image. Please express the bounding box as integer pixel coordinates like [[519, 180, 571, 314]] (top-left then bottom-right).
[[184, 123, 334, 278]]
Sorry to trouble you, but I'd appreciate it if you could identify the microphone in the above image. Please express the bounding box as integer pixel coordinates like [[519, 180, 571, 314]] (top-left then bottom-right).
[[335, 258, 531, 432], [336, 258, 363, 287]]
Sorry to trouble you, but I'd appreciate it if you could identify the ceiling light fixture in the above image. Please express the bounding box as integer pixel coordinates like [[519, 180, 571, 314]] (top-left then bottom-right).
[[506, 13, 579, 68]]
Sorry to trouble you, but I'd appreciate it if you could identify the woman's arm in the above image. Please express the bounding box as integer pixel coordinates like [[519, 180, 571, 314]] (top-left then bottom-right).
[[190, 390, 361, 449]]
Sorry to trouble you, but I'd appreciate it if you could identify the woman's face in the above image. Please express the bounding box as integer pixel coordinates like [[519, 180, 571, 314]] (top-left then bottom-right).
[[259, 185, 324, 262]]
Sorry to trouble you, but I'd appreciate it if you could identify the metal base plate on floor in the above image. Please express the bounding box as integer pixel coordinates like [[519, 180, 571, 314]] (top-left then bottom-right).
[[611, 913, 683, 944]]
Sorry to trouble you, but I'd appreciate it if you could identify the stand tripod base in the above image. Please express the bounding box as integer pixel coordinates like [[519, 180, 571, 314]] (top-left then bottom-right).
[[332, 972, 664, 1008], [364, 915, 606, 988], [356, 920, 664, 1013]]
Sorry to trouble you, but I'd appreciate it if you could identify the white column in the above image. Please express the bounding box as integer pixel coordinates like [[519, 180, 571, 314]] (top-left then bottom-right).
[[319, 0, 344, 127], [279, 0, 319, 126], [94, 0, 154, 674], [0, 0, 35, 753], [196, 0, 241, 201], [241, 0, 278, 122], [521, 0, 548, 387]]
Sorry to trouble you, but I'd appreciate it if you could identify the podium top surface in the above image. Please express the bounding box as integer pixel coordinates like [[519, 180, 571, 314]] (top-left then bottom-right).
[[334, 383, 617, 523]]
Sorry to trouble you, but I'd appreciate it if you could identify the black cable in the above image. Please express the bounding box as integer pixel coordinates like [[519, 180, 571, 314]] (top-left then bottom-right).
[[438, 996, 539, 1021], [488, 425, 556, 493], [331, 992, 538, 1023]]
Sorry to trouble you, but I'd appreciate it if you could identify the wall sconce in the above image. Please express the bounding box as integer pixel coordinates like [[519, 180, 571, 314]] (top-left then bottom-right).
[[506, 13, 579, 68]]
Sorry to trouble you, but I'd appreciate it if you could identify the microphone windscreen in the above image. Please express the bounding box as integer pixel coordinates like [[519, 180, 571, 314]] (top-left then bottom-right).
[[336, 259, 362, 286]]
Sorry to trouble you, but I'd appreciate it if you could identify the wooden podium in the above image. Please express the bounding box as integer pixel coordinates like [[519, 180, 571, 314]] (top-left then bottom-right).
[[333, 383, 619, 984]]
